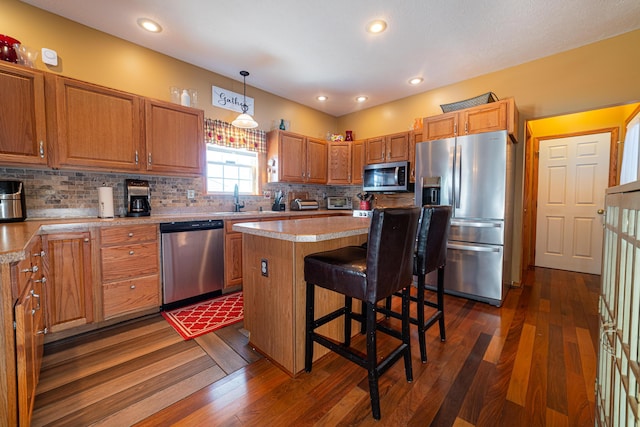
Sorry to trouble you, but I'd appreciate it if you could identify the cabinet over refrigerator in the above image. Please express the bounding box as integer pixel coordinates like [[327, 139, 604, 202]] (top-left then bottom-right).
[[415, 130, 516, 306]]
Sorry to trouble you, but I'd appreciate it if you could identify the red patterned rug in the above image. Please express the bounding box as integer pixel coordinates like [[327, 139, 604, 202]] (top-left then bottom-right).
[[162, 292, 243, 340]]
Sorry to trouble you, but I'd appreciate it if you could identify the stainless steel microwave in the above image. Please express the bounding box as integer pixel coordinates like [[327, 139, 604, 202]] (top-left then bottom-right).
[[362, 161, 413, 192]]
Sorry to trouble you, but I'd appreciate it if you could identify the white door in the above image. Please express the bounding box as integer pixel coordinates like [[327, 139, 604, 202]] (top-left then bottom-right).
[[535, 132, 610, 274]]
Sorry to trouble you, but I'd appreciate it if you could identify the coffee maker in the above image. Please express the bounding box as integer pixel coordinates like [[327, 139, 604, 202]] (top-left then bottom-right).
[[125, 179, 151, 217]]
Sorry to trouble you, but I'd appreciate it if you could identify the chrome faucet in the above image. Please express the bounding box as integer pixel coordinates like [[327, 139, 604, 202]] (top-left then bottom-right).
[[233, 184, 245, 212]]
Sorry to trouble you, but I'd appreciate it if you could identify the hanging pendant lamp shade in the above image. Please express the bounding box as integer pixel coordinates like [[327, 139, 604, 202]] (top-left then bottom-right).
[[232, 70, 258, 129]]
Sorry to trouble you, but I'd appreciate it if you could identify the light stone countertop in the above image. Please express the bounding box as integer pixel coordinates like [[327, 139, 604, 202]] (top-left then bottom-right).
[[232, 216, 371, 242], [0, 210, 352, 264]]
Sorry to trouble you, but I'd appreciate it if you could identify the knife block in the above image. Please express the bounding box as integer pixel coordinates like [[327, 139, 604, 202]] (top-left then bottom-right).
[[272, 202, 286, 211]]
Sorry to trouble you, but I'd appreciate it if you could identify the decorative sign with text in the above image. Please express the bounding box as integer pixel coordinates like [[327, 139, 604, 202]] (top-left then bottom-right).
[[212, 86, 254, 115]]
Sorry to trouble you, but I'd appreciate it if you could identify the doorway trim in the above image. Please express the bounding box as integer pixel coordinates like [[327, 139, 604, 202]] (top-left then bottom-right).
[[521, 126, 619, 273]]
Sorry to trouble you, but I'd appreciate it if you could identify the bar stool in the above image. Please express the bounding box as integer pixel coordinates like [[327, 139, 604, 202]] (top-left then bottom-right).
[[304, 207, 421, 420], [380, 204, 452, 363]]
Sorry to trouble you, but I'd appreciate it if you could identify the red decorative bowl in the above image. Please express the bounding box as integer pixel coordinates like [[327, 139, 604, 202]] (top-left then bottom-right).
[[0, 34, 20, 63]]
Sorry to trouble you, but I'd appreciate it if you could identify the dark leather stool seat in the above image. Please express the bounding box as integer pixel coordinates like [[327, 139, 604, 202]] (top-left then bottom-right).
[[380, 204, 452, 363], [304, 207, 421, 420]]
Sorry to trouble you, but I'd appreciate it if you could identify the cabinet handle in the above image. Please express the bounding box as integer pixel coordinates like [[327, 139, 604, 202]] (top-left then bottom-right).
[[21, 265, 38, 273], [128, 232, 134, 237], [129, 250, 135, 255], [39, 141, 45, 158], [33, 250, 45, 257], [148, 152, 152, 165], [36, 328, 48, 335], [454, 123, 458, 135], [130, 285, 136, 290], [135, 150, 139, 165], [31, 290, 41, 311], [34, 276, 46, 284], [84, 238, 89, 243], [464, 122, 468, 133]]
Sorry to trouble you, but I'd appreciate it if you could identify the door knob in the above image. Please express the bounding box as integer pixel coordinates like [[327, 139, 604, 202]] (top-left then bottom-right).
[[597, 209, 605, 215]]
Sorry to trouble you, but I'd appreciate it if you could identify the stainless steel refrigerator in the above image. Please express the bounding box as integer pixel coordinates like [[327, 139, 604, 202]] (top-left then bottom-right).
[[414, 130, 515, 306]]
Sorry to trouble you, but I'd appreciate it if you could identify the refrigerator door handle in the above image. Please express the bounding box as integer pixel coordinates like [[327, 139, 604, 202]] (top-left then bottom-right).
[[448, 242, 501, 253], [455, 144, 462, 209], [451, 219, 502, 228]]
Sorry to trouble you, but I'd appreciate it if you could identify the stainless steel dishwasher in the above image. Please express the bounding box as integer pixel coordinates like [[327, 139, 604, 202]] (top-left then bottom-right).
[[160, 219, 224, 309]]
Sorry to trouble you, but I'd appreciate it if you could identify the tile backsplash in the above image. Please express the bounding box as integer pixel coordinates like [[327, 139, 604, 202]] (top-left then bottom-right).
[[1, 167, 363, 218]]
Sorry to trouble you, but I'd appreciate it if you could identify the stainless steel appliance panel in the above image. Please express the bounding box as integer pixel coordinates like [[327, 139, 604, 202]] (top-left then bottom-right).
[[415, 137, 454, 207], [449, 219, 505, 245], [455, 131, 507, 220], [427, 241, 504, 304], [161, 220, 224, 306]]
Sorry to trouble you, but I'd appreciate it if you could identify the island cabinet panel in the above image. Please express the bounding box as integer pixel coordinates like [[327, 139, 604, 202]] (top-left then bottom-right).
[[242, 233, 367, 376], [0, 62, 48, 167], [45, 75, 144, 172], [144, 99, 204, 176], [42, 232, 93, 334], [99, 224, 160, 320]]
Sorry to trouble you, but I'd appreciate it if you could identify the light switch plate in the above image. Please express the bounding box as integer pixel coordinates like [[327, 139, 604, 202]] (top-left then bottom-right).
[[41, 48, 58, 66]]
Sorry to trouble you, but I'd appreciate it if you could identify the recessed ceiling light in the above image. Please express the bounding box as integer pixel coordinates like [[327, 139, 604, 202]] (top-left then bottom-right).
[[366, 20, 387, 34], [356, 96, 368, 103], [409, 77, 423, 85], [316, 95, 328, 101], [137, 18, 162, 33]]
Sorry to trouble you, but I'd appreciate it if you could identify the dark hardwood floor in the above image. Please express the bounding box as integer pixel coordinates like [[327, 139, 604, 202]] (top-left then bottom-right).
[[32, 267, 600, 426]]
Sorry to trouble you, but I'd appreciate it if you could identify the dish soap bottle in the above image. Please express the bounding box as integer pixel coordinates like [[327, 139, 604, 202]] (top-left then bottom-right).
[[180, 89, 191, 107]]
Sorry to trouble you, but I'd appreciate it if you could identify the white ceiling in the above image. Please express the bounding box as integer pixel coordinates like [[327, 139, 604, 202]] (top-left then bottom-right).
[[22, 0, 640, 117]]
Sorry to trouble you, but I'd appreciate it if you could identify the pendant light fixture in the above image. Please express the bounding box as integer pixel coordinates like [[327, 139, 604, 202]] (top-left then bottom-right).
[[231, 70, 259, 129]]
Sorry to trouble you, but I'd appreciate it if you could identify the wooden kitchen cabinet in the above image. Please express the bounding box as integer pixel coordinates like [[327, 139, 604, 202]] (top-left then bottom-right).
[[45, 74, 204, 176], [144, 99, 204, 176], [0, 62, 48, 167], [327, 140, 365, 185], [327, 141, 351, 184], [42, 232, 94, 333], [224, 220, 245, 288], [266, 130, 328, 184], [100, 224, 160, 319], [13, 236, 45, 427], [423, 98, 518, 142], [409, 130, 423, 182], [46, 75, 144, 172], [365, 132, 409, 164]]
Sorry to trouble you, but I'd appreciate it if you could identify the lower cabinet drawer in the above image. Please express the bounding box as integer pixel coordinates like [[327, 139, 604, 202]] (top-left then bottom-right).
[[101, 242, 158, 282], [103, 274, 159, 319]]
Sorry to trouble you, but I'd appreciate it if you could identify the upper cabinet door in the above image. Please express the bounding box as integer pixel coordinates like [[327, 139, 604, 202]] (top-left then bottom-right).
[[47, 76, 143, 171], [351, 140, 365, 184], [0, 63, 48, 166], [463, 101, 507, 135], [327, 141, 351, 185], [386, 132, 409, 162], [365, 136, 385, 164], [306, 137, 327, 184], [144, 99, 204, 176], [423, 112, 459, 141]]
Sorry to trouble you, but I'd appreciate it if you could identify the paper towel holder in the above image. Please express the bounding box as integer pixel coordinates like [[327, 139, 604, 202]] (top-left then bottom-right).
[[98, 185, 115, 218]]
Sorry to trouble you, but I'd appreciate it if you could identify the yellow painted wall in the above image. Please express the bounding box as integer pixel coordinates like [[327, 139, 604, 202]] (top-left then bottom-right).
[[337, 29, 640, 139], [529, 103, 640, 138], [1, 0, 337, 139]]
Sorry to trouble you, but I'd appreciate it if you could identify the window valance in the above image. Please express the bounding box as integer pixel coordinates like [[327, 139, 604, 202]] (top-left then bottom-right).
[[205, 118, 267, 153]]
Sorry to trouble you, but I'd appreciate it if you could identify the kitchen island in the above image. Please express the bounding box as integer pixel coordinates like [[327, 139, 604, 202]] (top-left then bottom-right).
[[233, 216, 370, 376]]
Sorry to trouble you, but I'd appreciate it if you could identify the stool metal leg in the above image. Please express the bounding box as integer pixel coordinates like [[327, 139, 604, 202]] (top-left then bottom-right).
[[364, 301, 381, 420], [401, 287, 413, 381], [305, 281, 315, 372], [416, 273, 428, 363], [437, 267, 446, 341]]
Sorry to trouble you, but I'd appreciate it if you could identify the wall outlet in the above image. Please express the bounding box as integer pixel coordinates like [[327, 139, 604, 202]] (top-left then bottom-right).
[[261, 259, 269, 277], [187, 189, 195, 199]]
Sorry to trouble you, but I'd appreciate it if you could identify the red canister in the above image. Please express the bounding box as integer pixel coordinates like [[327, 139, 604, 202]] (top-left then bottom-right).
[[0, 34, 20, 63]]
